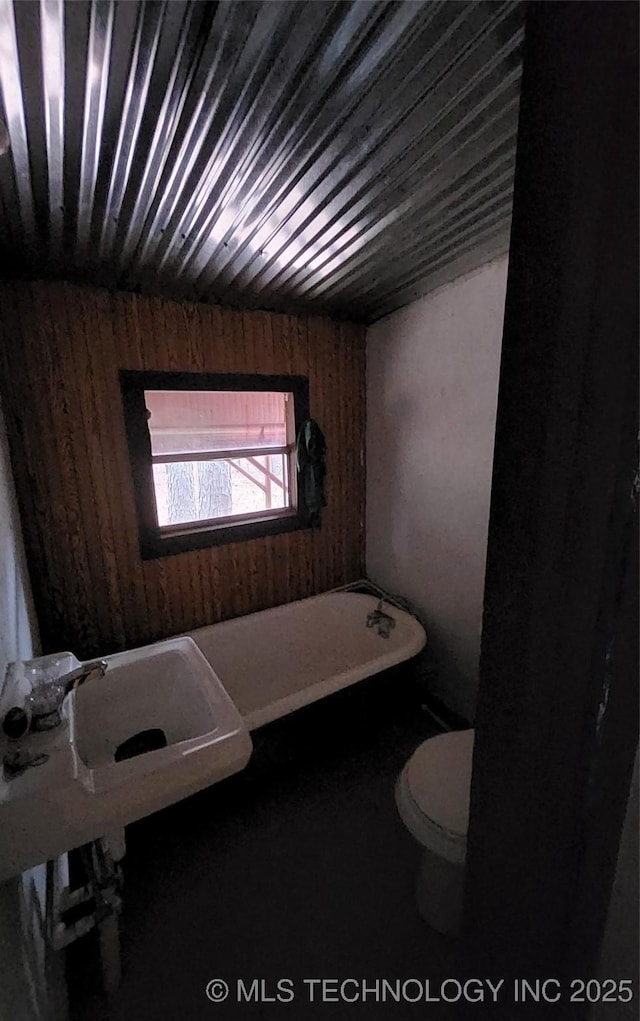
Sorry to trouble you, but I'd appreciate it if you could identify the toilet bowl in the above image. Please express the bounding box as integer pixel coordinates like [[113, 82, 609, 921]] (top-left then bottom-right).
[[395, 728, 474, 935]]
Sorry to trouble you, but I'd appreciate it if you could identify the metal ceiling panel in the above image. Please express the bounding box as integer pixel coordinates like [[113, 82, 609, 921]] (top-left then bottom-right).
[[0, 0, 524, 322]]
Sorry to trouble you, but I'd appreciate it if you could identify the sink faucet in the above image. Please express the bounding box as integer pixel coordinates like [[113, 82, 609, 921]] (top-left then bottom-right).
[[2, 659, 108, 739], [29, 660, 109, 729], [56, 660, 109, 698], [1, 659, 108, 779]]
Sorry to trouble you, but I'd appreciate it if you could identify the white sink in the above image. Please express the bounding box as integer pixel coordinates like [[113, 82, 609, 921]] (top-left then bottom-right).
[[0, 637, 252, 881], [71, 637, 249, 793]]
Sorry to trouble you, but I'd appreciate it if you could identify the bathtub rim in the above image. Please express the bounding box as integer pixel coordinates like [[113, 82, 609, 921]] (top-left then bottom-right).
[[187, 586, 427, 731]]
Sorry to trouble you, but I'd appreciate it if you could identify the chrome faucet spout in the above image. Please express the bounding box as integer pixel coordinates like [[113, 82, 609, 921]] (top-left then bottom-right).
[[59, 660, 108, 695], [1, 658, 109, 750], [25, 660, 109, 731]]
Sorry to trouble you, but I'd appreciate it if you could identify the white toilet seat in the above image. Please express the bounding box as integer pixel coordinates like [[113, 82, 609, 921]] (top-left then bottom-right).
[[395, 729, 474, 865]]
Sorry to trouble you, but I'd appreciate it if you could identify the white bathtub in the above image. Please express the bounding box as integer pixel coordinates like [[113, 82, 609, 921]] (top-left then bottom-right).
[[187, 591, 426, 730]]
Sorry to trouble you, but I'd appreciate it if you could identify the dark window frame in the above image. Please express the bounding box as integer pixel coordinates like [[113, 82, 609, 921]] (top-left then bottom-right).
[[120, 370, 310, 559]]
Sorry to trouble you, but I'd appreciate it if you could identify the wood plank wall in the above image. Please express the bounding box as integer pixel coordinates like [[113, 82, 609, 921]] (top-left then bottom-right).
[[0, 280, 366, 659]]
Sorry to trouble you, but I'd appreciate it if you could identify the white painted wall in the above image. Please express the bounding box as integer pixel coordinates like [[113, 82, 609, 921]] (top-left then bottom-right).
[[366, 256, 508, 721], [0, 395, 68, 1021]]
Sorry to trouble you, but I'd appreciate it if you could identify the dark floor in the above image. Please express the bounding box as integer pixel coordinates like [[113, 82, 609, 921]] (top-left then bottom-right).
[[67, 671, 472, 1021]]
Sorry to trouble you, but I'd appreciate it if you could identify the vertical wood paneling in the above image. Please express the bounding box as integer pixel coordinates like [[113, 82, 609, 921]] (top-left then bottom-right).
[[92, 289, 149, 648], [0, 279, 366, 658]]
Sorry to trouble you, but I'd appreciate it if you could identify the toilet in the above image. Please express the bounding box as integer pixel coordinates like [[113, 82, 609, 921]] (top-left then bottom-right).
[[395, 728, 474, 936]]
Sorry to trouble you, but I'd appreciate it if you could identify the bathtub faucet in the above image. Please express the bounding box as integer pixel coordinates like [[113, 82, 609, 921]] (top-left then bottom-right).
[[366, 601, 396, 639]]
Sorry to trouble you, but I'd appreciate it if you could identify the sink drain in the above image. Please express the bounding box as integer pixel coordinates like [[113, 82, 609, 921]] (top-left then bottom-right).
[[114, 729, 167, 762]]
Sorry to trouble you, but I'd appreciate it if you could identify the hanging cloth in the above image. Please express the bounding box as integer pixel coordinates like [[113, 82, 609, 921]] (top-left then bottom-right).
[[296, 419, 327, 527]]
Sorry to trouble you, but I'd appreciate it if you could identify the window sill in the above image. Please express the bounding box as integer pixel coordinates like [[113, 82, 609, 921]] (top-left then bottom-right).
[[139, 509, 310, 559]]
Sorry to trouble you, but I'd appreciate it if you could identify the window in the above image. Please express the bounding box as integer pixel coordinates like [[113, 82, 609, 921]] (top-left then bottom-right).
[[147, 389, 293, 526], [120, 371, 310, 557]]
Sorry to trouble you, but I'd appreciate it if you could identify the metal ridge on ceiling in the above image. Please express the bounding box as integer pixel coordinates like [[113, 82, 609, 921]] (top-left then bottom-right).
[[0, 0, 524, 323]]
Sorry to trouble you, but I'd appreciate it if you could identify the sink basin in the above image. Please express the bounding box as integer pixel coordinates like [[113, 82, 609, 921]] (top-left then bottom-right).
[[0, 637, 252, 881], [73, 646, 212, 770], [71, 637, 248, 795]]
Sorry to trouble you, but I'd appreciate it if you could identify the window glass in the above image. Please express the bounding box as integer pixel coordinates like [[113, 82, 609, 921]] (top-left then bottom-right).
[[145, 390, 288, 456], [152, 454, 288, 527]]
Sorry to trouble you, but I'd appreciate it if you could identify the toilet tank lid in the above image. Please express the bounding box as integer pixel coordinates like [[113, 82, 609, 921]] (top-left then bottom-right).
[[406, 729, 475, 837]]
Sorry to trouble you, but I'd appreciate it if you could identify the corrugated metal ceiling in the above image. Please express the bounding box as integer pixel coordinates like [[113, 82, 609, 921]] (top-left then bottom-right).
[[0, 0, 524, 323]]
